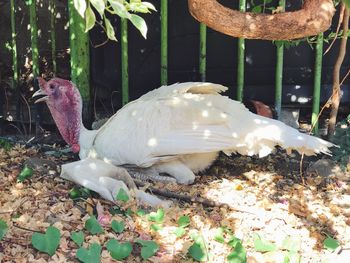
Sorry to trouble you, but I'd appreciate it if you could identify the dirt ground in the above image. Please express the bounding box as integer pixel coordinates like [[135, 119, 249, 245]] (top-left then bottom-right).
[[0, 138, 350, 262]]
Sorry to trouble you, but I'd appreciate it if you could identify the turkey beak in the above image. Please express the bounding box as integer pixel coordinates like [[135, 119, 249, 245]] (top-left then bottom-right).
[[32, 89, 48, 103]]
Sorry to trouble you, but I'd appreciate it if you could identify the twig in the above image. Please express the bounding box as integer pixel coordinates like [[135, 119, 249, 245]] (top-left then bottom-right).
[[135, 180, 258, 215], [340, 68, 350, 85], [324, 4, 345, 55], [12, 223, 42, 233]]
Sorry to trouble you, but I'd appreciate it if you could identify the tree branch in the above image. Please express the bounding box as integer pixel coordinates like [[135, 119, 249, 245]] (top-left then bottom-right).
[[188, 0, 335, 40]]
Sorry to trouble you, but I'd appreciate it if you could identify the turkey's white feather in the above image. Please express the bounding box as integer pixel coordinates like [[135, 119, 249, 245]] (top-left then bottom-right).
[[79, 82, 333, 173]]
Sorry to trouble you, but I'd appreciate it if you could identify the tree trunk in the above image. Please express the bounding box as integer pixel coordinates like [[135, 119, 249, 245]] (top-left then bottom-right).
[[328, 6, 349, 138], [188, 0, 335, 40]]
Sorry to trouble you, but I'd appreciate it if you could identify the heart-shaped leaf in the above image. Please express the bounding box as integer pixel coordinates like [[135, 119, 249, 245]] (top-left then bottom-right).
[[323, 236, 340, 252], [147, 208, 164, 223], [71, 231, 84, 247], [17, 166, 34, 182], [227, 241, 247, 263], [253, 234, 276, 252], [0, 219, 8, 240], [31, 226, 61, 256], [135, 239, 159, 260], [150, 224, 163, 232], [227, 236, 241, 248], [188, 234, 208, 262], [76, 243, 101, 263], [106, 238, 132, 260], [173, 227, 186, 238], [85, 216, 103, 235], [115, 188, 129, 202], [214, 227, 225, 243], [177, 215, 190, 227], [111, 220, 125, 233]]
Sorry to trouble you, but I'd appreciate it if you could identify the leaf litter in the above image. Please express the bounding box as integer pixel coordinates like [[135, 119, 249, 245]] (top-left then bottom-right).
[[0, 143, 349, 262]]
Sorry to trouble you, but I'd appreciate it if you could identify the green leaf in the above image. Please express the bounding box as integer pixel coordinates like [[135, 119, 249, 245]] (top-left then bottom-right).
[[136, 209, 146, 216], [252, 5, 262, 13], [0, 219, 8, 240], [73, 0, 87, 18], [85, 216, 104, 235], [115, 188, 130, 202], [111, 219, 125, 233], [188, 235, 208, 262], [76, 243, 101, 263], [69, 187, 82, 199], [85, 5, 96, 32], [283, 251, 301, 263], [109, 0, 131, 19], [147, 208, 164, 223], [71, 231, 84, 247], [31, 226, 61, 256], [135, 239, 159, 260], [150, 224, 163, 231], [128, 3, 150, 13], [173, 227, 186, 238], [104, 17, 117, 41], [17, 166, 34, 182], [214, 227, 225, 243], [253, 234, 277, 252], [323, 236, 340, 252], [142, 2, 157, 11], [177, 215, 190, 227], [129, 14, 147, 39], [106, 238, 132, 260], [227, 241, 247, 263], [282, 236, 301, 252], [228, 236, 241, 248], [89, 0, 105, 17]]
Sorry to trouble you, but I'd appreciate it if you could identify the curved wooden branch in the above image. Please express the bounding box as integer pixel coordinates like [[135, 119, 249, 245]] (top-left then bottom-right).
[[188, 0, 335, 40]]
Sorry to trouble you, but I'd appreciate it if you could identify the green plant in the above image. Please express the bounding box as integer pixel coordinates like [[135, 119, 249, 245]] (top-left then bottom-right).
[[74, 0, 156, 41]]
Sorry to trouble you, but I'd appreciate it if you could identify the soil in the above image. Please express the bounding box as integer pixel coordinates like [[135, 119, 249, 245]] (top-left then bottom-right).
[[0, 136, 350, 263]]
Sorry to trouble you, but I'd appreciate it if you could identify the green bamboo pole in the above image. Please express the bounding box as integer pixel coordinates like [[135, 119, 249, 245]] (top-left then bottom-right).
[[199, 23, 207, 82], [274, 0, 286, 120], [49, 0, 57, 75], [121, 18, 129, 105], [312, 33, 324, 135], [10, 0, 18, 87], [236, 0, 246, 101], [68, 0, 91, 123], [160, 0, 168, 85], [29, 0, 39, 77]]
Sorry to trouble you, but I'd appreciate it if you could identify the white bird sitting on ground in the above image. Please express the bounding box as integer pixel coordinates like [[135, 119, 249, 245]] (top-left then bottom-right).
[[32, 78, 334, 206]]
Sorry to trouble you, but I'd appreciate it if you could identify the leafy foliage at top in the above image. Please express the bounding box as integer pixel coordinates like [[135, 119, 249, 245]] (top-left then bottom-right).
[[74, 0, 156, 41]]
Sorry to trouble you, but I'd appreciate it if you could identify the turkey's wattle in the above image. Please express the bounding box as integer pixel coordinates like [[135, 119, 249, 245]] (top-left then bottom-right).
[[33, 77, 335, 206]]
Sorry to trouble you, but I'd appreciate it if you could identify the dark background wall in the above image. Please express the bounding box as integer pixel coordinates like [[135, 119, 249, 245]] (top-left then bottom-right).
[[0, 0, 349, 116]]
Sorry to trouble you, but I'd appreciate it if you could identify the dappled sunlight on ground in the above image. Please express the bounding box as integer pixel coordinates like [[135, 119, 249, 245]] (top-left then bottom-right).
[[1, 146, 350, 262]]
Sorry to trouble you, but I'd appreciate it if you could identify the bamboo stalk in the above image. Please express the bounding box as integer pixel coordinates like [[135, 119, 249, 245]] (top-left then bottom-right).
[[10, 0, 18, 87], [236, 0, 246, 101], [49, 0, 57, 75], [311, 33, 324, 135], [161, 0, 168, 85], [67, 0, 91, 123], [274, 0, 285, 119], [121, 18, 129, 105], [29, 0, 39, 77], [199, 23, 207, 81]]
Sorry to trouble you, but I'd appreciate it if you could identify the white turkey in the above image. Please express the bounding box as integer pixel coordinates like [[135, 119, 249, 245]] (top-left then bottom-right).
[[32, 77, 334, 206]]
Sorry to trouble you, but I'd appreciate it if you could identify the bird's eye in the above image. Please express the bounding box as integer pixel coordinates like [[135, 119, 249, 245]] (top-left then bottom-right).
[[49, 84, 55, 90]]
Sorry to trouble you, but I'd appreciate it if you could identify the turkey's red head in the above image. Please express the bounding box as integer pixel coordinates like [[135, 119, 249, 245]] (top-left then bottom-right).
[[32, 77, 82, 153]]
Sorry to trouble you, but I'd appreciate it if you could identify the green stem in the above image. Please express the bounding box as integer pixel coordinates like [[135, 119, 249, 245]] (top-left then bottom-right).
[[275, 0, 286, 120], [10, 0, 18, 87], [161, 0, 168, 85], [199, 23, 207, 82], [236, 0, 246, 101], [312, 33, 324, 135], [121, 18, 129, 105], [49, 0, 57, 75], [29, 0, 39, 77], [68, 0, 90, 122]]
